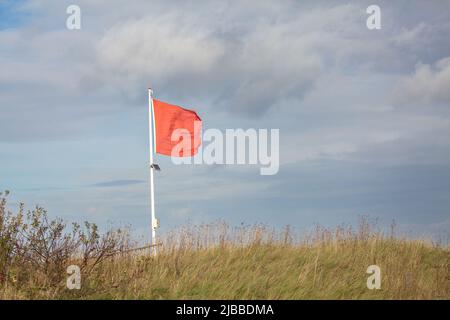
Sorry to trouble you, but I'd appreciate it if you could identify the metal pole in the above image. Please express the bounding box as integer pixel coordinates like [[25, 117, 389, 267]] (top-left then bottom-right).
[[148, 88, 157, 254]]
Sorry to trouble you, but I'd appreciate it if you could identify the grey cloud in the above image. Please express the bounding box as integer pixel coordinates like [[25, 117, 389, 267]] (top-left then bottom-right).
[[2, 0, 450, 239], [2, 0, 449, 143], [91, 4, 366, 117], [89, 1, 450, 117], [90, 179, 146, 188]]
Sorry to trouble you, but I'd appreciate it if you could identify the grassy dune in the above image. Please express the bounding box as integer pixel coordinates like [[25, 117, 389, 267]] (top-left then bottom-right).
[[79, 242, 448, 300], [77, 228, 449, 300], [2, 217, 448, 299]]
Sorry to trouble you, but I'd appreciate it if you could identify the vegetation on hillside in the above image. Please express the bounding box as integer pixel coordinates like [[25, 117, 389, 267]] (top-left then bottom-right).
[[0, 191, 448, 299]]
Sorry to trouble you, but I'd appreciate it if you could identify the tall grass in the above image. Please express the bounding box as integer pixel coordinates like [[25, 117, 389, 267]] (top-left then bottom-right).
[[1, 192, 448, 299]]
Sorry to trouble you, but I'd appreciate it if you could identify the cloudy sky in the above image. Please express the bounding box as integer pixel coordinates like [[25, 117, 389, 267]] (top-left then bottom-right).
[[1, 0, 449, 241]]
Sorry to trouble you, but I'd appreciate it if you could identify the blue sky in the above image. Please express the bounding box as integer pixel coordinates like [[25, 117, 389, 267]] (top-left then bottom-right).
[[0, 1, 29, 30], [0, 0, 449, 242]]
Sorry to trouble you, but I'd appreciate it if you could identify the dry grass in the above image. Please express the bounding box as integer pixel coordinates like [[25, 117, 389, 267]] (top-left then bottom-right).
[[1, 192, 449, 300], [3, 224, 449, 300], [70, 222, 448, 300]]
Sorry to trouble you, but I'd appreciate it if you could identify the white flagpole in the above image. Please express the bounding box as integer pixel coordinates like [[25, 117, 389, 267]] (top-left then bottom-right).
[[148, 88, 158, 254]]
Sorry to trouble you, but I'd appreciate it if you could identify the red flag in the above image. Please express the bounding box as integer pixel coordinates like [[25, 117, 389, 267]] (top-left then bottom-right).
[[153, 99, 202, 157]]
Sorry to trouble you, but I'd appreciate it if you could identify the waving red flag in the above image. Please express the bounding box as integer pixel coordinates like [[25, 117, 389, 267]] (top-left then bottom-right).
[[153, 99, 202, 157]]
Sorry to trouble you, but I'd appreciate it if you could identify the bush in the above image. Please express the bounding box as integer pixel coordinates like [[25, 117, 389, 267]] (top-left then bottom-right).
[[0, 191, 131, 295]]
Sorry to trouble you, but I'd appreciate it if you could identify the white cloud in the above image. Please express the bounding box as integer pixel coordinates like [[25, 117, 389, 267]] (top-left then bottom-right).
[[91, 10, 325, 115], [393, 57, 450, 106], [96, 16, 225, 88]]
